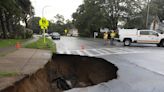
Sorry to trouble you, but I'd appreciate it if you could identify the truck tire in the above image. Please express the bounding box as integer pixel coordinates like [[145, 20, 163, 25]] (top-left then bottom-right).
[[124, 39, 131, 46], [157, 43, 160, 47], [160, 40, 164, 47]]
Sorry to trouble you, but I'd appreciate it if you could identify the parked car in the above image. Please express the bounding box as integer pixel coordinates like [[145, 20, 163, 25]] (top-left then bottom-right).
[[51, 32, 60, 40], [117, 29, 164, 47], [42, 33, 52, 39]]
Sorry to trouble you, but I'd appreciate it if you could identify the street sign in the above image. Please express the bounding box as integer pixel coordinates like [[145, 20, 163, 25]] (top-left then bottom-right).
[[39, 17, 49, 30], [39, 17, 49, 43], [64, 29, 68, 34]]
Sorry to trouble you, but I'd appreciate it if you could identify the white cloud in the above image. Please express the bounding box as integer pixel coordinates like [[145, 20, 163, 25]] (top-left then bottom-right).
[[30, 0, 83, 20]]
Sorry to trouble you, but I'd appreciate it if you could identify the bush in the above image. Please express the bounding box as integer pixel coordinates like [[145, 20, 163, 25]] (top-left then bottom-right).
[[9, 25, 33, 39], [25, 37, 56, 52]]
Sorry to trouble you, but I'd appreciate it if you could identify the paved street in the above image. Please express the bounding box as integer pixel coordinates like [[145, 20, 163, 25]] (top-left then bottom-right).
[[54, 36, 164, 92]]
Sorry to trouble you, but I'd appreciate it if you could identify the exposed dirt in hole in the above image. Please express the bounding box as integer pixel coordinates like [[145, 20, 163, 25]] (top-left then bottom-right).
[[1, 54, 118, 92], [47, 54, 118, 92], [1, 68, 52, 92]]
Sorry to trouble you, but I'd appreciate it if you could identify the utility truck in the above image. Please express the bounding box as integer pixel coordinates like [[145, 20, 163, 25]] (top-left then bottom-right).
[[117, 29, 164, 47]]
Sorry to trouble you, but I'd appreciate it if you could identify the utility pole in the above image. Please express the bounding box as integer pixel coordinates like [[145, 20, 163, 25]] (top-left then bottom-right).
[[146, 0, 150, 29]]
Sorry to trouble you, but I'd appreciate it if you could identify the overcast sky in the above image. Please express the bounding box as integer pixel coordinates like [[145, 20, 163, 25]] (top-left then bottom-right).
[[30, 0, 83, 20]]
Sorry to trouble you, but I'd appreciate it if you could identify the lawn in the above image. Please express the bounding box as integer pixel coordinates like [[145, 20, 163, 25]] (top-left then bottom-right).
[[0, 72, 17, 77], [0, 39, 23, 48], [25, 37, 56, 52]]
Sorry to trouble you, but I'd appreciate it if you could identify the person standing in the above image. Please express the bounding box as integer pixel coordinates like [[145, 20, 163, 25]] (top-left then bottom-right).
[[110, 30, 116, 46], [103, 32, 108, 45]]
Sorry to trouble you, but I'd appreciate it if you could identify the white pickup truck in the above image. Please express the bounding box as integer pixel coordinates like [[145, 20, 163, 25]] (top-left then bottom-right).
[[118, 29, 164, 47]]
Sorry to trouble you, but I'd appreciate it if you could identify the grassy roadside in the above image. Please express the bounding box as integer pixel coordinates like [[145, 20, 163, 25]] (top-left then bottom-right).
[[0, 72, 17, 77], [0, 39, 24, 48], [25, 37, 56, 52]]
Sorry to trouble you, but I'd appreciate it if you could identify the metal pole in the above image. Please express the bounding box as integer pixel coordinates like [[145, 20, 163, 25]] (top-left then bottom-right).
[[146, 0, 150, 29], [43, 29, 46, 43], [42, 5, 51, 43], [42, 5, 51, 18]]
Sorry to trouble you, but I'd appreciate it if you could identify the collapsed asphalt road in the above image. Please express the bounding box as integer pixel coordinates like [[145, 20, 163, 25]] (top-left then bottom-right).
[[54, 37, 164, 92], [48, 54, 118, 91]]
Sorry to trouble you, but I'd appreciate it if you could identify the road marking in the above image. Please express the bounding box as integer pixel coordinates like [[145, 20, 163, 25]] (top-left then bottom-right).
[[76, 50, 85, 56], [83, 50, 94, 56], [97, 49, 109, 54], [66, 50, 71, 54], [57, 47, 146, 56], [92, 49, 104, 54], [57, 51, 64, 54]]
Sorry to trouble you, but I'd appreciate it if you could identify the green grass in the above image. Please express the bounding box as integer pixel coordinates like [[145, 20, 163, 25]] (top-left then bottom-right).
[[25, 37, 56, 52], [0, 72, 17, 77], [0, 39, 24, 48]]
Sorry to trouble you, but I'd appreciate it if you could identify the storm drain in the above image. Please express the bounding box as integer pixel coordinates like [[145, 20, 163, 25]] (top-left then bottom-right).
[[47, 54, 118, 91]]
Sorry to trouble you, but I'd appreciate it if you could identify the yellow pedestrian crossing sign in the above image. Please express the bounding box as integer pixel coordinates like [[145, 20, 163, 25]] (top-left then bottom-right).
[[64, 29, 68, 34], [39, 17, 49, 30]]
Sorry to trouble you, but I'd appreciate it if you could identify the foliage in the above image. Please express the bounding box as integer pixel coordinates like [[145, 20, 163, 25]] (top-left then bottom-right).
[[25, 37, 56, 52], [0, 72, 17, 77], [72, 0, 145, 37], [72, 0, 108, 37], [149, 0, 164, 21], [0, 0, 34, 39], [0, 39, 23, 48], [28, 17, 41, 34]]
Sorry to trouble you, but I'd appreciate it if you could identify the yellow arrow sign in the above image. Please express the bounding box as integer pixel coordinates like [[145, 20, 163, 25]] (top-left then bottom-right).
[[39, 17, 49, 30]]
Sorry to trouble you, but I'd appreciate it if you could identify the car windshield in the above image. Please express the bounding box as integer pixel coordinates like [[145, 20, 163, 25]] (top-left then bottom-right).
[[53, 33, 59, 35], [1, 0, 164, 92]]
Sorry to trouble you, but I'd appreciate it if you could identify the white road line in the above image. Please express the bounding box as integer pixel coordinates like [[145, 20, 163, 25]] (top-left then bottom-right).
[[83, 50, 94, 56], [108, 48, 125, 53], [92, 49, 104, 55], [76, 50, 85, 56], [57, 51, 64, 54], [66, 50, 71, 54], [98, 49, 110, 54]]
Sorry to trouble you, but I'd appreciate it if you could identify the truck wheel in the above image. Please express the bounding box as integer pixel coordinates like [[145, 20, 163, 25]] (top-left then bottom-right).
[[157, 44, 161, 47], [160, 40, 164, 47], [124, 39, 131, 46]]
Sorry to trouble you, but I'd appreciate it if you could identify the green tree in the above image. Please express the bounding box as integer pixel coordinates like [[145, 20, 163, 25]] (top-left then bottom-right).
[[149, 0, 164, 21], [72, 0, 108, 37], [0, 0, 34, 39], [28, 17, 41, 34], [16, 0, 34, 28], [103, 0, 145, 29]]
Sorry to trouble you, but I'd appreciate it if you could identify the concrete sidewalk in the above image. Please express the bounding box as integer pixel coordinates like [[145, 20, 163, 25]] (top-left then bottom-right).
[[0, 48, 51, 90]]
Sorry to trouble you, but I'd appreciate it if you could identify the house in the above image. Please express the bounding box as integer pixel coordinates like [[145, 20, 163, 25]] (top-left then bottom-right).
[[67, 28, 79, 37]]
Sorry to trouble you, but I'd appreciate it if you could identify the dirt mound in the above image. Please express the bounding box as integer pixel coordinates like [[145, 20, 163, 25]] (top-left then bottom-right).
[[47, 54, 118, 91]]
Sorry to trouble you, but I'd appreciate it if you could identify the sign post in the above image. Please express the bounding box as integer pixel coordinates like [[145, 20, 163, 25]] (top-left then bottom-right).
[[39, 17, 49, 43]]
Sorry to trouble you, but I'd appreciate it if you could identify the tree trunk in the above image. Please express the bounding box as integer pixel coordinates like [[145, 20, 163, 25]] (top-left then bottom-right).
[[0, 9, 7, 39], [24, 15, 28, 28]]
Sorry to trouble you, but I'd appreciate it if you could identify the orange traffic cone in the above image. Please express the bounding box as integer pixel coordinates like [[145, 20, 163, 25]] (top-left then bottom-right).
[[15, 42, 21, 49], [81, 45, 85, 51]]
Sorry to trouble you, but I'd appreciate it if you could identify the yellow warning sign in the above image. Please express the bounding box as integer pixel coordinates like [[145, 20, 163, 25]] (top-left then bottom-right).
[[64, 29, 68, 34], [39, 17, 49, 30]]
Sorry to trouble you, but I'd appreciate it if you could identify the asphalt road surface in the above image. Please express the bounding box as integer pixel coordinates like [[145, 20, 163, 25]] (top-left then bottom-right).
[[54, 36, 164, 92]]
